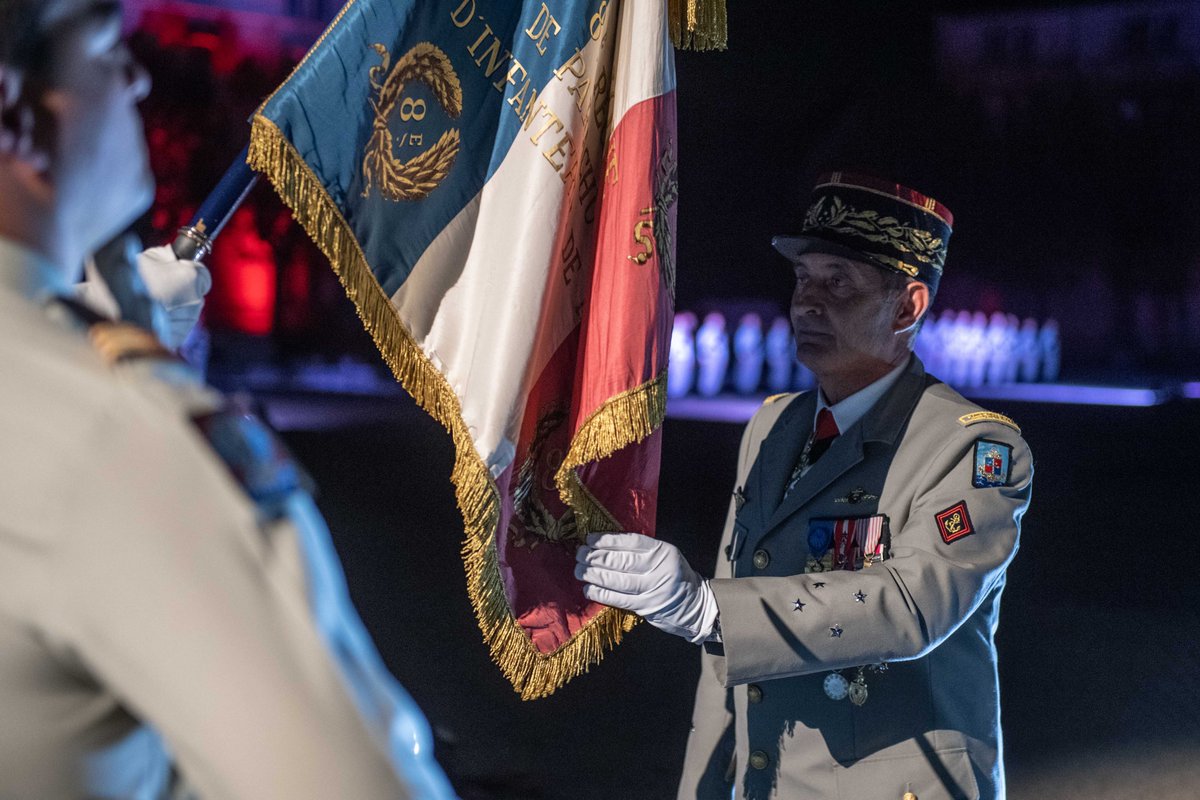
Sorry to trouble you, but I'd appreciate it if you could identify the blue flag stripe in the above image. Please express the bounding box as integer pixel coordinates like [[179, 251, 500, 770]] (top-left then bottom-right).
[[262, 0, 606, 297]]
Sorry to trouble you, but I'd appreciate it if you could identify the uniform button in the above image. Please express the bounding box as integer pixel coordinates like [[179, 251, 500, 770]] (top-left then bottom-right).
[[747, 684, 763, 703], [902, 793, 918, 800], [749, 750, 769, 770], [752, 549, 770, 570]]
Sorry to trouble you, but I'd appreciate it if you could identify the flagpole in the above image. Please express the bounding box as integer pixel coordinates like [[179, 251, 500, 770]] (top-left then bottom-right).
[[171, 143, 259, 261]]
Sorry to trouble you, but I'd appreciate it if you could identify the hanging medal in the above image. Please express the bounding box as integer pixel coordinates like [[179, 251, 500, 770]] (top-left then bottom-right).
[[848, 667, 869, 706], [825, 663, 887, 705], [823, 672, 849, 700]]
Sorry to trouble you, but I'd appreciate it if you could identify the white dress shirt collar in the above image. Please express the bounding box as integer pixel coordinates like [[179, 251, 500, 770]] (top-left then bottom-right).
[[815, 356, 911, 435]]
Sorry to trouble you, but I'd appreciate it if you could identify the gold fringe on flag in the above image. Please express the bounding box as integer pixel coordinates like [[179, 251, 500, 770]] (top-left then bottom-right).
[[556, 372, 667, 534], [551, 371, 668, 660], [668, 0, 727, 51], [247, 115, 659, 700]]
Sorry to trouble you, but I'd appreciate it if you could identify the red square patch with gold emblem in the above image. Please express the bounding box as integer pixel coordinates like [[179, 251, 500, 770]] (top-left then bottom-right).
[[936, 501, 974, 544]]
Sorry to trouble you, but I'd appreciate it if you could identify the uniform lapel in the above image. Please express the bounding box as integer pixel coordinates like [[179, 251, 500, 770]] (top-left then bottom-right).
[[859, 356, 930, 450], [760, 356, 930, 536], [763, 423, 864, 533], [752, 391, 816, 530]]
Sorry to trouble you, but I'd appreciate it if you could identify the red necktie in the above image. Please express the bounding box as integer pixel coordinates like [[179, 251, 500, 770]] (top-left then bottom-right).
[[808, 408, 841, 464], [815, 407, 840, 440]]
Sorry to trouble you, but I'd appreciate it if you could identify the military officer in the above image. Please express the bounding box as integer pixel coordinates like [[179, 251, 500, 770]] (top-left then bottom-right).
[[576, 172, 1032, 800], [0, 1, 456, 797]]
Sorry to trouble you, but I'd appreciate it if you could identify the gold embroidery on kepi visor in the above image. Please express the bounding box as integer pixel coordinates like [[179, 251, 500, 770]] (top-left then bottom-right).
[[772, 171, 953, 292]]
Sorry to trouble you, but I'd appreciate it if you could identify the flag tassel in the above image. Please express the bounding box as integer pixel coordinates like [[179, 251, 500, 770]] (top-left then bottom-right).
[[669, 0, 727, 51]]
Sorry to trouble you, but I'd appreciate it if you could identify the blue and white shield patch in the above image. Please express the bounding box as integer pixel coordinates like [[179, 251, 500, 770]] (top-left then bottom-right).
[[972, 439, 1012, 488]]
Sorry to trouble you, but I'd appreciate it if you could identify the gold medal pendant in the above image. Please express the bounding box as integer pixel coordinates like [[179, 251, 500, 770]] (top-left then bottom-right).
[[823, 672, 849, 700], [848, 678, 868, 706]]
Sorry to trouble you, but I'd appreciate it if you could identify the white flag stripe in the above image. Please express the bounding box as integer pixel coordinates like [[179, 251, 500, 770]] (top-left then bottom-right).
[[390, 16, 651, 476], [608, 0, 677, 125]]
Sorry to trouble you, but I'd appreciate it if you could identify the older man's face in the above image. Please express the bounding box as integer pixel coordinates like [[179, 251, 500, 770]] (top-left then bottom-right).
[[789, 252, 906, 378], [39, 0, 153, 255]]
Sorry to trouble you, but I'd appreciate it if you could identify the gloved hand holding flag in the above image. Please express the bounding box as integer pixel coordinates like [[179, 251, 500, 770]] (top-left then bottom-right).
[[575, 533, 719, 644]]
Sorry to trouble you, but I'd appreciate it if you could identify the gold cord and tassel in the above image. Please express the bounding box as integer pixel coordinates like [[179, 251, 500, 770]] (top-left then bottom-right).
[[669, 0, 728, 51]]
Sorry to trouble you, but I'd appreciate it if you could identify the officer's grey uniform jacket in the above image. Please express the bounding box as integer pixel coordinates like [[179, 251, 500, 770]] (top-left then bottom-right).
[[678, 356, 1033, 800]]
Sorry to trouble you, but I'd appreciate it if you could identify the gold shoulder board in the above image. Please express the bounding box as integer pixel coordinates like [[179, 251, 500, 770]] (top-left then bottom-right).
[[958, 411, 1021, 434], [764, 393, 791, 405]]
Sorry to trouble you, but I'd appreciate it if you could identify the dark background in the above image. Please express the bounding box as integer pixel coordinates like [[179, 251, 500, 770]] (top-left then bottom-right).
[[126, 0, 1200, 796], [671, 0, 1200, 374]]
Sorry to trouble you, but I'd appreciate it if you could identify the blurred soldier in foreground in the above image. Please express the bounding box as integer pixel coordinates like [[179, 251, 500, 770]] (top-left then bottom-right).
[[0, 1, 456, 797], [577, 173, 1032, 799]]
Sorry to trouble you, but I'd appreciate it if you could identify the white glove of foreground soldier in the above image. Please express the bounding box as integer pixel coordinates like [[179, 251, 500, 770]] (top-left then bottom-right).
[[76, 245, 211, 349], [575, 533, 719, 644], [136, 244, 212, 349]]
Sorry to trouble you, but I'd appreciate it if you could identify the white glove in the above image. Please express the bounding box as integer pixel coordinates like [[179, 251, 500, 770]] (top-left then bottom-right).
[[575, 532, 718, 644], [136, 245, 212, 349]]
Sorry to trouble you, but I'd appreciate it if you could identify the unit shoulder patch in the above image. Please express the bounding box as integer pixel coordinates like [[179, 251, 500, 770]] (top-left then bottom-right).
[[958, 411, 1021, 434], [935, 501, 975, 544], [971, 439, 1013, 489]]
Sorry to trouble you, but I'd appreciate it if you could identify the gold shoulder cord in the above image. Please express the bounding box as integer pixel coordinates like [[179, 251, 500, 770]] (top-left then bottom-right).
[[958, 411, 1021, 435]]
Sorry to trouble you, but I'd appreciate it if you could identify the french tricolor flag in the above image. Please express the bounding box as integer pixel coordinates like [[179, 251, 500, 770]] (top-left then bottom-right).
[[250, 0, 676, 699]]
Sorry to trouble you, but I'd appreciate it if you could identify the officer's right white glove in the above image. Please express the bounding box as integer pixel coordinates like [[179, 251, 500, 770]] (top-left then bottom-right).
[[136, 245, 212, 349], [575, 532, 719, 644]]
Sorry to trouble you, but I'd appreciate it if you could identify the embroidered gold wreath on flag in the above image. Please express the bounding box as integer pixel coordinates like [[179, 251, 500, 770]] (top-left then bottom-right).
[[509, 406, 580, 551], [249, 60, 667, 698], [361, 42, 463, 202], [652, 146, 679, 299]]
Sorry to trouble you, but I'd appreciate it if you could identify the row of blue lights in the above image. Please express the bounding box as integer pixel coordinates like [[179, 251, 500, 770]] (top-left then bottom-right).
[[669, 310, 1063, 400]]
